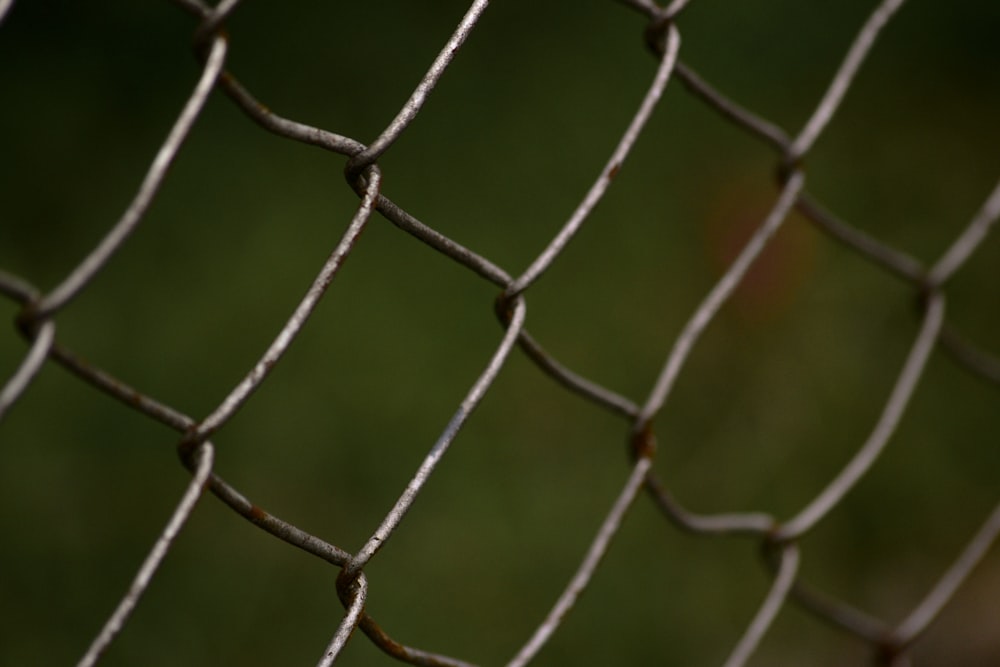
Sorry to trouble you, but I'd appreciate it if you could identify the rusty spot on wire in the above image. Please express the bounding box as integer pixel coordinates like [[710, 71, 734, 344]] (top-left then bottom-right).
[[248, 504, 268, 523], [629, 422, 657, 460]]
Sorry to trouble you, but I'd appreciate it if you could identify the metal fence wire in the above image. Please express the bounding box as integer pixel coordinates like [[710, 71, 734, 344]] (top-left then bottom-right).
[[1, 0, 999, 665]]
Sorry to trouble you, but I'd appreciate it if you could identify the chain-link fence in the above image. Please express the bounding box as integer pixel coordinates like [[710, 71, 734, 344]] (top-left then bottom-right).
[[2, 0, 999, 665]]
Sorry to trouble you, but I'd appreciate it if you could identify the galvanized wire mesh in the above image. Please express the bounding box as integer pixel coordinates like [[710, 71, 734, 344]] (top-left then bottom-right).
[[2, 0, 999, 665]]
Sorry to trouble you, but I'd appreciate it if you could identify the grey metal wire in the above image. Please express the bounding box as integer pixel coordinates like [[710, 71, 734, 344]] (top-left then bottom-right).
[[506, 456, 654, 667], [773, 291, 946, 541], [343, 296, 528, 581], [928, 178, 1000, 287], [786, 0, 908, 162], [722, 543, 800, 667], [1, 0, 997, 665], [187, 167, 383, 445], [890, 498, 1000, 648], [344, 0, 491, 178], [635, 169, 806, 431], [33, 35, 229, 320], [505, 22, 681, 299], [0, 318, 52, 420], [76, 443, 216, 667], [317, 573, 369, 667]]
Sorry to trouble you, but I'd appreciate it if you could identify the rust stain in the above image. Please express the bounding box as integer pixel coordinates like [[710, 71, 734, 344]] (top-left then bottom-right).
[[629, 422, 656, 460], [248, 504, 268, 522]]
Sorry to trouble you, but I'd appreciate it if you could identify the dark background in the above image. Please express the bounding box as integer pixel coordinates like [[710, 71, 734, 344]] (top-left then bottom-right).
[[1, 1, 999, 665]]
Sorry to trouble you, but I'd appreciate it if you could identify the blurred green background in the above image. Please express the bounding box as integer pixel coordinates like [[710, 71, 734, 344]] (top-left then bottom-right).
[[1, 1, 999, 665]]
